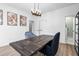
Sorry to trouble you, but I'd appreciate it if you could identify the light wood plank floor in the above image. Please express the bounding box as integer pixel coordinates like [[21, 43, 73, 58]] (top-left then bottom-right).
[[0, 43, 77, 56], [56, 43, 77, 56], [0, 45, 20, 56]]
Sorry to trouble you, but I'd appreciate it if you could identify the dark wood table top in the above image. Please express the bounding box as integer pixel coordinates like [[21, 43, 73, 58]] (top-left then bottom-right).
[[10, 35, 53, 56]]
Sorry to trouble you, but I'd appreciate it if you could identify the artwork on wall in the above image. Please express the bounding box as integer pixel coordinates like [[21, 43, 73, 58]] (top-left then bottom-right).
[[0, 10, 3, 25], [7, 12, 17, 26], [20, 15, 27, 26]]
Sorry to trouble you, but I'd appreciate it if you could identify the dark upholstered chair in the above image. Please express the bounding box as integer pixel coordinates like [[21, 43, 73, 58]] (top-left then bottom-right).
[[25, 32, 36, 39], [40, 32, 60, 56]]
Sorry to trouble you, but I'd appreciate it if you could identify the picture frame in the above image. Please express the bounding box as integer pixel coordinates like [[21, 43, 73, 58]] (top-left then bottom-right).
[[20, 15, 27, 26], [7, 12, 17, 26], [0, 10, 3, 25]]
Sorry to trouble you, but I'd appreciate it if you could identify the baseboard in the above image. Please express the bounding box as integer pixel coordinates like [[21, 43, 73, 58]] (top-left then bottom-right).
[[0, 43, 9, 47], [60, 41, 74, 45]]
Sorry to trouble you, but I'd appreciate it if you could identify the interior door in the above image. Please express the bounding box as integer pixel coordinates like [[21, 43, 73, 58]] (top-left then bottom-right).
[[65, 17, 74, 44]]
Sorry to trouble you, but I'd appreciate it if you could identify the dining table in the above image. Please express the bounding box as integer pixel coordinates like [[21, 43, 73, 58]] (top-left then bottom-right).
[[10, 35, 53, 56]]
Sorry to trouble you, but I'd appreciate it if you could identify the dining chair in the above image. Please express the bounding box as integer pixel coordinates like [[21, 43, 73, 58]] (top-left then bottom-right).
[[39, 32, 60, 56], [25, 32, 36, 39]]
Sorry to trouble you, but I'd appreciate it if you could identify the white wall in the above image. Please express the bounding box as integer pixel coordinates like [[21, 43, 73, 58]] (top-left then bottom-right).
[[0, 4, 29, 47], [33, 4, 79, 44]]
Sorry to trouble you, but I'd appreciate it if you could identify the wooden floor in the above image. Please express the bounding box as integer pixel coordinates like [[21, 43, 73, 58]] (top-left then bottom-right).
[[0, 45, 20, 56], [56, 43, 77, 56], [0, 43, 77, 56]]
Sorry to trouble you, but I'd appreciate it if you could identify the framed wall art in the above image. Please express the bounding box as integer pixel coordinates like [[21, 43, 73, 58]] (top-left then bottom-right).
[[7, 12, 17, 26], [0, 10, 3, 25], [20, 15, 27, 26]]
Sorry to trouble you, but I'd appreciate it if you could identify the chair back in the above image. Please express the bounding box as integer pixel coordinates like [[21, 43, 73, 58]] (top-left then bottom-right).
[[51, 32, 60, 55], [25, 32, 36, 38]]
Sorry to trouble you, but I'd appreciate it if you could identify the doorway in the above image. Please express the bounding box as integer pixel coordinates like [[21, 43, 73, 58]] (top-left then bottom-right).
[[29, 20, 34, 32]]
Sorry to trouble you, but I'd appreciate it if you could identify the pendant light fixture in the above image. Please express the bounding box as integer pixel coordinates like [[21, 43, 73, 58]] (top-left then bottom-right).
[[31, 3, 41, 16]]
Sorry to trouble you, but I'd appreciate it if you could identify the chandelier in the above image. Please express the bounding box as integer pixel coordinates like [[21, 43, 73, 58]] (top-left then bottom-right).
[[31, 3, 41, 16]]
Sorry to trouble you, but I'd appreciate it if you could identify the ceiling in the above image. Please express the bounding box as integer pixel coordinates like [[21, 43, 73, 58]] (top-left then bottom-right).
[[5, 3, 76, 14]]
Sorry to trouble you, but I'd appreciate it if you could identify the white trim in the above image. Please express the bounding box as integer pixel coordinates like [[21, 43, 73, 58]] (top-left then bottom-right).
[[0, 43, 9, 47]]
